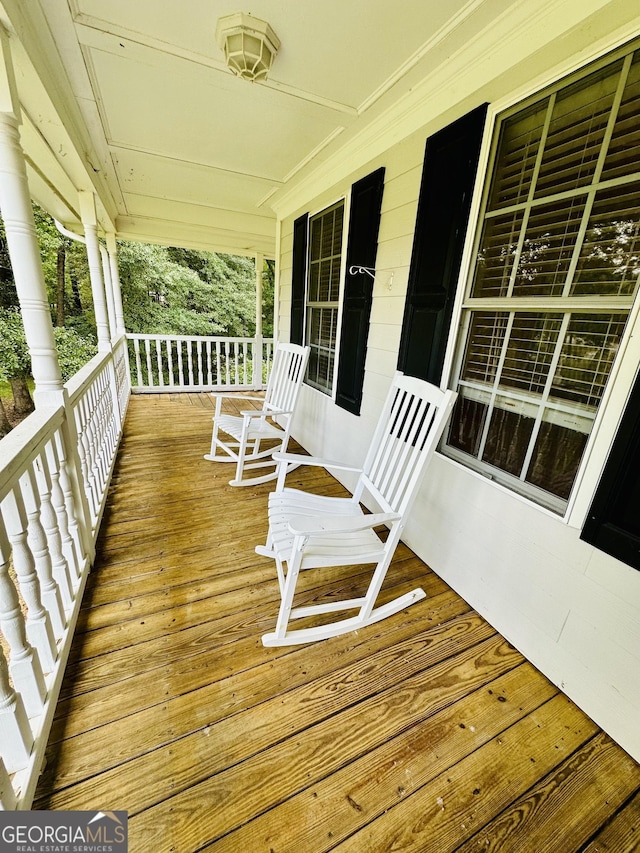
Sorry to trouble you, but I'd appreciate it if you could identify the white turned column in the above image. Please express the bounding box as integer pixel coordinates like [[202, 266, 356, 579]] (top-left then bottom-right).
[[79, 191, 111, 352], [105, 232, 126, 335], [0, 27, 63, 407]]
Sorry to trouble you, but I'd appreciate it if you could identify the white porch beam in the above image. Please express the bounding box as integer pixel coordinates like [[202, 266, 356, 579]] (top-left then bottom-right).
[[0, 26, 63, 407]]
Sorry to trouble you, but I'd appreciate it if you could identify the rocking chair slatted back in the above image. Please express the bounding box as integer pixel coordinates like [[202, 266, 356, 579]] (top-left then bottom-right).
[[361, 374, 450, 516], [263, 343, 308, 415]]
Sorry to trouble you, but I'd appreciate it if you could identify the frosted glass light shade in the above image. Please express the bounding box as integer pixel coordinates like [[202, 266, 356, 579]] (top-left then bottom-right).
[[216, 13, 280, 82]]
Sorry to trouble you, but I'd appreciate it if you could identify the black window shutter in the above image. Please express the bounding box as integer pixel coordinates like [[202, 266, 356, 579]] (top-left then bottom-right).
[[581, 370, 640, 571], [398, 103, 488, 384], [335, 166, 386, 415], [290, 213, 308, 345]]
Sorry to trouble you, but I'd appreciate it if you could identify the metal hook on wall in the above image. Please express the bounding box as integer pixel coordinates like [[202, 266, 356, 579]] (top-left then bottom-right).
[[349, 265, 376, 279]]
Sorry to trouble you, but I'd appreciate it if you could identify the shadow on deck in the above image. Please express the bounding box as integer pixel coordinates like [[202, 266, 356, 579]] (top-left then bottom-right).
[[34, 394, 640, 852]]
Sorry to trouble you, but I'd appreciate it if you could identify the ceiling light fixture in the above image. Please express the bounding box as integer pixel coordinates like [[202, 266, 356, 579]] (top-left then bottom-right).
[[215, 12, 280, 82]]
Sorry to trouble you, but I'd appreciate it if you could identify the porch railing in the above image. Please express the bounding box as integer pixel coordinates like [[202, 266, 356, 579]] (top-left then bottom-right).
[[127, 334, 274, 392], [0, 333, 271, 807], [0, 335, 129, 809]]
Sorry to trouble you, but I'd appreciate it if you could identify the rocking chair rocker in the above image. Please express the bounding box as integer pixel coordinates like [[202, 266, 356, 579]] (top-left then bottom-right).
[[204, 342, 309, 486], [256, 372, 457, 646]]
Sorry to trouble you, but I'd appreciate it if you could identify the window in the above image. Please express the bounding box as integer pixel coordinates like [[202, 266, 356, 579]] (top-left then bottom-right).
[[305, 201, 345, 393], [290, 169, 385, 406], [446, 44, 640, 512]]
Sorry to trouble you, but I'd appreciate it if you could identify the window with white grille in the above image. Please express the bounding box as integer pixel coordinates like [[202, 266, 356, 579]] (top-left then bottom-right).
[[305, 201, 345, 393], [446, 44, 640, 512]]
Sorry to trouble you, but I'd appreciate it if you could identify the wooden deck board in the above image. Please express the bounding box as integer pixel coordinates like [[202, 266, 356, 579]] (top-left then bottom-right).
[[34, 393, 640, 852]]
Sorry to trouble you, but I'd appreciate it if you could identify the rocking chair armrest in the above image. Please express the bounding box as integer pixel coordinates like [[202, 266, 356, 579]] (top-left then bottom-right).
[[210, 393, 266, 402], [288, 512, 401, 537], [240, 407, 292, 418], [272, 451, 363, 474], [209, 391, 264, 403]]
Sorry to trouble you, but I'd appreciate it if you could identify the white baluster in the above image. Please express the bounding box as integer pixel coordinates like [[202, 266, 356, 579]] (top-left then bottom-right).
[[197, 339, 203, 386], [133, 337, 142, 387], [19, 470, 65, 639], [167, 339, 174, 386], [75, 397, 97, 523], [0, 516, 46, 717], [50, 434, 82, 584], [86, 385, 103, 503], [144, 338, 153, 387], [177, 341, 185, 386], [0, 756, 18, 810], [242, 341, 249, 385], [206, 340, 212, 385], [34, 452, 73, 612], [187, 340, 195, 386], [0, 643, 33, 774], [3, 489, 58, 672], [156, 338, 164, 387], [215, 341, 221, 385], [234, 342, 240, 385]]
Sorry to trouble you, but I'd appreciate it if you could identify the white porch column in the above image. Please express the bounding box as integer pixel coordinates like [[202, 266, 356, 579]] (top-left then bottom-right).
[[99, 244, 117, 342], [255, 252, 263, 339], [105, 231, 126, 335], [254, 252, 264, 385], [0, 27, 63, 407], [78, 191, 111, 352]]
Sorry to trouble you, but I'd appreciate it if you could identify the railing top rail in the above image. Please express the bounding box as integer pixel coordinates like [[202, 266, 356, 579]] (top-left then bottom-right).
[[65, 349, 113, 404], [126, 333, 274, 344], [0, 404, 64, 502]]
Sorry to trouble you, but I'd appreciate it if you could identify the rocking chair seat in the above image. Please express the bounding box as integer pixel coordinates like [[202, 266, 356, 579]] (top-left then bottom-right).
[[214, 411, 290, 443], [263, 505, 392, 569]]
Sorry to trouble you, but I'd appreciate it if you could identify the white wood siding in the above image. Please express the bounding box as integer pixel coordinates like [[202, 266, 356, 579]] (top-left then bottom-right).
[[277, 9, 640, 762]]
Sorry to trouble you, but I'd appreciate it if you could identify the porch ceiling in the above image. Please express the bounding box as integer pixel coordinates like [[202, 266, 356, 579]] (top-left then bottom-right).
[[1, 0, 637, 255]]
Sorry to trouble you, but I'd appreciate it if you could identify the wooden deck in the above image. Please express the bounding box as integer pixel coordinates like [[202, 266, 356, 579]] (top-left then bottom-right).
[[34, 393, 640, 852]]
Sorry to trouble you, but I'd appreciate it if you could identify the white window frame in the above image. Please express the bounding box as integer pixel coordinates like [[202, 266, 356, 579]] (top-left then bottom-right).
[[441, 38, 640, 517], [302, 196, 349, 398]]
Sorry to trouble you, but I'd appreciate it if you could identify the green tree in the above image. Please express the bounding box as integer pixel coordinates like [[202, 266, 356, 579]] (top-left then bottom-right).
[[117, 242, 267, 336], [0, 308, 35, 420]]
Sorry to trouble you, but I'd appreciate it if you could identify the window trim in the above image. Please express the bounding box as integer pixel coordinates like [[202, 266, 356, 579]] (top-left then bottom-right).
[[438, 36, 640, 521]]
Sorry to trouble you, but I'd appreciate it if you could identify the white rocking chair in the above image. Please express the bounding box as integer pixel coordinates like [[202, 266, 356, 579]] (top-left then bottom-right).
[[255, 372, 457, 646], [204, 342, 309, 486]]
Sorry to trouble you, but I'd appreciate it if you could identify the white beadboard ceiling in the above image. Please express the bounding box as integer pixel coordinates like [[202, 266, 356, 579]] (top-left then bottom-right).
[[0, 0, 637, 255]]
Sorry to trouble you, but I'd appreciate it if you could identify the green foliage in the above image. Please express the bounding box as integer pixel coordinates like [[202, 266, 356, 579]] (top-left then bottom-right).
[[118, 241, 271, 337], [53, 326, 97, 381], [0, 307, 96, 384], [0, 308, 32, 380]]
